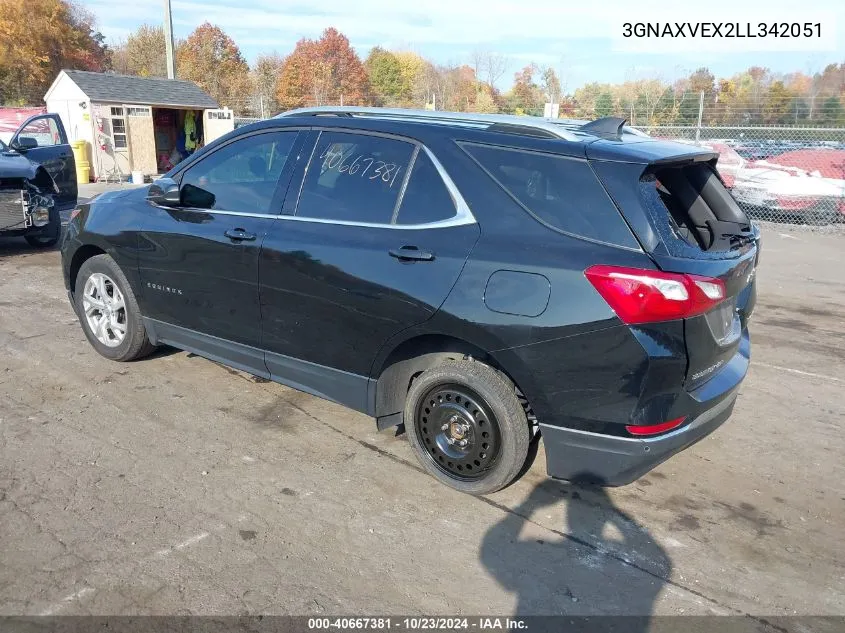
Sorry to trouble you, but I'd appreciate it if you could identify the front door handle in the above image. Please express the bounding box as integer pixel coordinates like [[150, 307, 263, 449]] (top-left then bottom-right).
[[224, 228, 256, 241], [389, 245, 435, 262]]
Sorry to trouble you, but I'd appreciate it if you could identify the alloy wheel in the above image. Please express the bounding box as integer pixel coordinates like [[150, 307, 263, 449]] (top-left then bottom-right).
[[82, 273, 127, 348]]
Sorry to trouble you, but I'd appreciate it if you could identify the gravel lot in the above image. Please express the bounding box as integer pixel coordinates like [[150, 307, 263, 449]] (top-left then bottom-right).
[[0, 223, 843, 620]]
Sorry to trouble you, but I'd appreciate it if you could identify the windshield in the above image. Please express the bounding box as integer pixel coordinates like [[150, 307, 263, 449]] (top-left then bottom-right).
[[0, 138, 7, 151]]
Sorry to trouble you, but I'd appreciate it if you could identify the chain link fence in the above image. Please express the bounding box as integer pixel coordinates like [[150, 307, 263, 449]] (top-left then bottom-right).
[[633, 124, 845, 230], [234, 116, 261, 129]]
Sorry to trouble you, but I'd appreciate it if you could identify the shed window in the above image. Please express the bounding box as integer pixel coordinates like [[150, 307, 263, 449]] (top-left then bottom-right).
[[111, 115, 127, 149]]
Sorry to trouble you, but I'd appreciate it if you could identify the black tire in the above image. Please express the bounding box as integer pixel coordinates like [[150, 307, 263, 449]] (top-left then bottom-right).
[[24, 217, 60, 248], [404, 359, 530, 495], [74, 254, 156, 362]]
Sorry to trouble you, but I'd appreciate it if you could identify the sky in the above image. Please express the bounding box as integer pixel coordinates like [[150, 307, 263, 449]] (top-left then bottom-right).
[[80, 0, 845, 91]]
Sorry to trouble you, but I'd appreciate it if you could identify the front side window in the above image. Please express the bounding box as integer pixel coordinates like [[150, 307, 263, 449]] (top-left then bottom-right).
[[296, 131, 414, 224], [180, 131, 297, 213], [17, 116, 62, 148]]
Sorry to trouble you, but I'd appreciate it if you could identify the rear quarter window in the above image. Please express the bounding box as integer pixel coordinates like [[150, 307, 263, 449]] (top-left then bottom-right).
[[460, 142, 638, 248]]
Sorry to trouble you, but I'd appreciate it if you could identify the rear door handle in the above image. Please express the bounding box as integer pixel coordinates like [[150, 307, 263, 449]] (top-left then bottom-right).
[[224, 228, 256, 241], [389, 245, 434, 262]]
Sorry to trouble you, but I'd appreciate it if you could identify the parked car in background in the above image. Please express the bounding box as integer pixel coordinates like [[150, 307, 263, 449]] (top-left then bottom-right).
[[0, 112, 78, 247], [679, 139, 844, 225], [697, 141, 745, 188], [62, 108, 759, 494], [731, 149, 845, 224]]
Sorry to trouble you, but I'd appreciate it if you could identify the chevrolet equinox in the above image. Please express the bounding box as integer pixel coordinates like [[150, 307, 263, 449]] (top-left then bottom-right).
[[61, 107, 759, 494]]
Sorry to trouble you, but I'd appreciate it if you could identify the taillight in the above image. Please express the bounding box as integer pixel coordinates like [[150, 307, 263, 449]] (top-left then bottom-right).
[[584, 265, 726, 325], [69, 208, 81, 221], [626, 416, 686, 436]]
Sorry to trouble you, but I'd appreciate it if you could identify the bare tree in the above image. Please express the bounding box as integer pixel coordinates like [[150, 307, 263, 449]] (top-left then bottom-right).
[[471, 49, 508, 90], [484, 52, 508, 90], [252, 52, 284, 116], [469, 49, 483, 83], [540, 66, 562, 105]]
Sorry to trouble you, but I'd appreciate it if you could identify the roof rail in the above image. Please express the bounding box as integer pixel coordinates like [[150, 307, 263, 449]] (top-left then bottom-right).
[[276, 106, 582, 141]]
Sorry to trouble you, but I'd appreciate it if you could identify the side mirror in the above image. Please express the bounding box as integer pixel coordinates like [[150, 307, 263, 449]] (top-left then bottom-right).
[[147, 178, 181, 207], [11, 136, 38, 151]]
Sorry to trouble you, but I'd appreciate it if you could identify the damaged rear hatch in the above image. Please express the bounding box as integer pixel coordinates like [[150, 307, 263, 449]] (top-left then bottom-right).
[[589, 137, 760, 392]]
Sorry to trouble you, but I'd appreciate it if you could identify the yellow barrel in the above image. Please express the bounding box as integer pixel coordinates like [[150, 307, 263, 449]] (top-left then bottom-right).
[[76, 160, 91, 185], [71, 140, 90, 184]]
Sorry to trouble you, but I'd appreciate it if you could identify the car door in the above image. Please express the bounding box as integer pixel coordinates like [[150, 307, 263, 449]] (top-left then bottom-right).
[[259, 129, 480, 412], [11, 113, 77, 209], [137, 128, 304, 375]]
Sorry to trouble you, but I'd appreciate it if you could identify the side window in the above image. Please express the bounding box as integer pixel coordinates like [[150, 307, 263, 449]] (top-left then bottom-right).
[[180, 131, 297, 213], [395, 152, 456, 225], [461, 142, 637, 247], [17, 116, 62, 147], [296, 131, 414, 224]]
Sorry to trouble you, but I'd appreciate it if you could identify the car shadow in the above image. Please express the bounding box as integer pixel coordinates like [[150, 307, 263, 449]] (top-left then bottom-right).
[[138, 344, 181, 361], [480, 479, 671, 622], [0, 236, 60, 257]]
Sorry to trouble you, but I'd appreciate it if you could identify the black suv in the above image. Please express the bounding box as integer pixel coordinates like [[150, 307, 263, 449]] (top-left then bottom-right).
[[61, 107, 759, 494]]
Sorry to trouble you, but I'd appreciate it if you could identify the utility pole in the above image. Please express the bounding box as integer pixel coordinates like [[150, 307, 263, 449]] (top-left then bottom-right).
[[164, 0, 176, 79]]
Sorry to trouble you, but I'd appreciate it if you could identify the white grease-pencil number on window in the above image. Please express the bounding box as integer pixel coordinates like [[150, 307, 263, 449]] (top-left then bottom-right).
[[320, 144, 403, 187]]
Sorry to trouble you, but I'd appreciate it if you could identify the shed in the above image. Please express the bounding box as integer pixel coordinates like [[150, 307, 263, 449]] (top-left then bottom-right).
[[44, 70, 235, 181]]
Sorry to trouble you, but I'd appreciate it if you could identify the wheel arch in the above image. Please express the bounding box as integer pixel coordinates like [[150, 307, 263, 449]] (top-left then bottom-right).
[[68, 244, 107, 296], [372, 332, 537, 431]]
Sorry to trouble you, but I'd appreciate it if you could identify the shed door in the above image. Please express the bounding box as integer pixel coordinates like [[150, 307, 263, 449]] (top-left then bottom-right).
[[125, 106, 156, 174]]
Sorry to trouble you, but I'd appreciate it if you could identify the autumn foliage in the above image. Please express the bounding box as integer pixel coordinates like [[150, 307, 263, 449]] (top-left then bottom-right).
[[0, 0, 109, 105], [177, 22, 251, 109], [276, 28, 369, 110], [111, 24, 169, 78]]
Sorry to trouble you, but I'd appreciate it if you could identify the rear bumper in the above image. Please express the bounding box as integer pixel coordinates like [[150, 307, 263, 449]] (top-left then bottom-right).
[[540, 332, 749, 486], [540, 390, 736, 485]]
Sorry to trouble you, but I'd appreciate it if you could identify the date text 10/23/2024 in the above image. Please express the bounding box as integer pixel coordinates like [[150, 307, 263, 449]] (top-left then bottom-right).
[[307, 617, 528, 630]]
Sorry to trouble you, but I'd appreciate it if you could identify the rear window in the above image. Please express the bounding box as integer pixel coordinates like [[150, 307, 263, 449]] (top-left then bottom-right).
[[644, 163, 751, 252], [460, 142, 637, 248]]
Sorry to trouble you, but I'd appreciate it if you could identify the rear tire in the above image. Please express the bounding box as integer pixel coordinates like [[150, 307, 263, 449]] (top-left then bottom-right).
[[404, 359, 530, 495], [74, 254, 155, 362]]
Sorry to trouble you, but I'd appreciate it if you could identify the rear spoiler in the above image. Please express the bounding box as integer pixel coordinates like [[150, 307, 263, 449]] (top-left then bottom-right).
[[586, 137, 720, 164], [580, 117, 628, 140]]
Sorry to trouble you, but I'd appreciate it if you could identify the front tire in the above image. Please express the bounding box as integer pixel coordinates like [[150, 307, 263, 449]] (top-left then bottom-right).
[[404, 359, 530, 495], [25, 217, 60, 247], [74, 254, 155, 361]]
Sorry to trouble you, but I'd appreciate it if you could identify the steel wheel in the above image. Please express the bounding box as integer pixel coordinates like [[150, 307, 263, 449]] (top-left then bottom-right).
[[415, 383, 502, 480], [82, 272, 127, 348]]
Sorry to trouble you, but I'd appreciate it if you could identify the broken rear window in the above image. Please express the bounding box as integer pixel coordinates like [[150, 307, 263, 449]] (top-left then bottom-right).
[[643, 163, 751, 252]]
